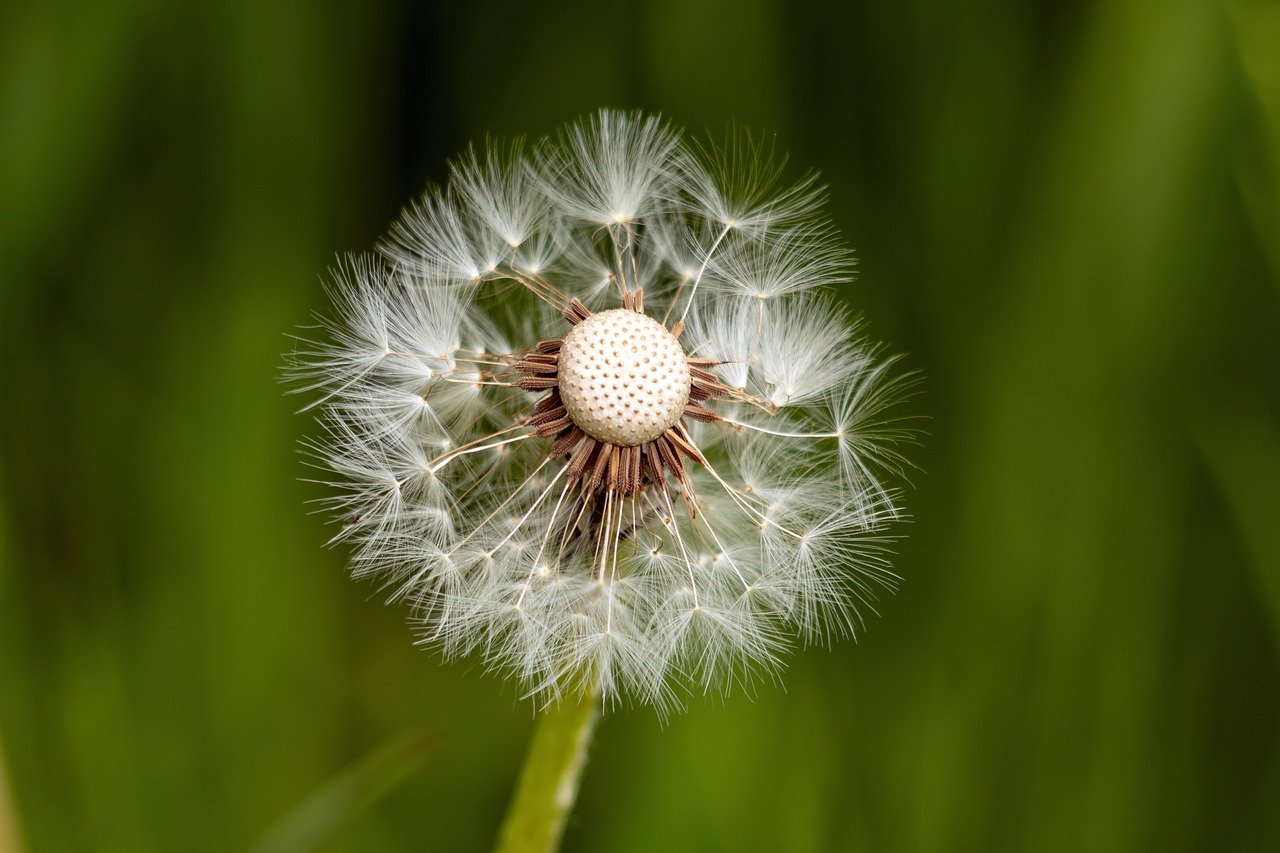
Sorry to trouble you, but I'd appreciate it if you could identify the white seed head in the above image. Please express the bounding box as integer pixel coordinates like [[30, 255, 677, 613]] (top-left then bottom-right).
[[287, 109, 917, 712], [558, 309, 690, 446]]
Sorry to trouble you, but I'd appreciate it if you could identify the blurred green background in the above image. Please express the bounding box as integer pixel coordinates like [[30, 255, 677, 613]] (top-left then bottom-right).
[[3, 0, 1279, 850]]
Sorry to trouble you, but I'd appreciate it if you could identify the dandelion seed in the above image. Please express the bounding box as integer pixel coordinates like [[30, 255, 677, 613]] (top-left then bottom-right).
[[287, 109, 917, 711]]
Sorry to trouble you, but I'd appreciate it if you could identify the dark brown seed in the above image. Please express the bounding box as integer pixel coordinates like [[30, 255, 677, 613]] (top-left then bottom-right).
[[552, 426, 586, 455], [589, 445, 615, 491], [683, 402, 721, 422], [568, 437, 599, 480]]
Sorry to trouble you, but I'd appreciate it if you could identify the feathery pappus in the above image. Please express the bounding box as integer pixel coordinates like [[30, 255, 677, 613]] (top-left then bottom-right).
[[287, 110, 918, 711]]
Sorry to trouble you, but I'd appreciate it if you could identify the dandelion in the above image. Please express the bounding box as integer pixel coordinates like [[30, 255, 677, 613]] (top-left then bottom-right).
[[288, 109, 917, 851], [288, 110, 916, 714]]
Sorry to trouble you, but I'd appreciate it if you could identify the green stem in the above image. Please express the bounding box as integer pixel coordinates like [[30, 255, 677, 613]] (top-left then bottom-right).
[[494, 692, 600, 853]]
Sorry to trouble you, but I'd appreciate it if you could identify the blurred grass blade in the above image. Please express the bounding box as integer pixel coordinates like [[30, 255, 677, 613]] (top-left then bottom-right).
[[0, 458, 23, 853], [1196, 403, 1280, 651], [1226, 0, 1280, 279], [250, 728, 437, 853], [0, 735, 25, 853]]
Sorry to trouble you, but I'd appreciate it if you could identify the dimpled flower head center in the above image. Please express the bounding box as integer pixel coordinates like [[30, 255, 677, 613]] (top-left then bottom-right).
[[558, 310, 691, 446]]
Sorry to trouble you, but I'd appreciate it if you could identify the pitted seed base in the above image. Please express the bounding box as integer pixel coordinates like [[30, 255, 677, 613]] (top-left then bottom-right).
[[558, 309, 691, 446]]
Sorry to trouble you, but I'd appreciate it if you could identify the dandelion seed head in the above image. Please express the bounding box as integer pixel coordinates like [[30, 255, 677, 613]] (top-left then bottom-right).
[[286, 109, 918, 712]]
